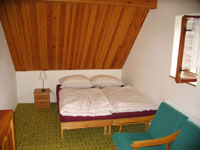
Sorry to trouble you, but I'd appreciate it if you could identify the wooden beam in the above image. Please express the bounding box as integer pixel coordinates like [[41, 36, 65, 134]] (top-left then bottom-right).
[[22, 0, 157, 8]]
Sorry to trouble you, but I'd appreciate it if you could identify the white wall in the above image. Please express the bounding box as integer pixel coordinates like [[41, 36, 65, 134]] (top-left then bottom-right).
[[122, 0, 200, 122], [16, 69, 121, 103], [0, 21, 18, 110]]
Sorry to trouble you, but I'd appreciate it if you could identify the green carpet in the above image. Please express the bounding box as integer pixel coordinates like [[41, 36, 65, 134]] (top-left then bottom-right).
[[14, 103, 146, 150]]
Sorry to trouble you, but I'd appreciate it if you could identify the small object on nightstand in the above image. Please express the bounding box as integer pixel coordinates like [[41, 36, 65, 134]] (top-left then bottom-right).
[[39, 71, 47, 91], [34, 88, 50, 108]]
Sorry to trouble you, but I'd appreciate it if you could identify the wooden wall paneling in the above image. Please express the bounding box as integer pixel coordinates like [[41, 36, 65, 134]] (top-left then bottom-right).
[[55, 3, 65, 69], [48, 2, 57, 69], [102, 6, 135, 69], [103, 6, 125, 69], [91, 4, 113, 69], [70, 3, 79, 69], [27, 2, 41, 70], [71, 4, 84, 69], [36, 2, 49, 70], [20, 1, 35, 70], [101, 6, 124, 69], [1, 0, 27, 71], [89, 5, 107, 69], [74, 4, 91, 69], [62, 3, 72, 69], [83, 4, 101, 69], [66, 3, 79, 70], [117, 8, 150, 68], [0, 1, 20, 70], [0, 0, 156, 71], [72, 3, 84, 69], [12, 1, 31, 70], [95, 7, 124, 68], [80, 4, 98, 69], [73, 4, 86, 69], [53, 2, 65, 70], [109, 7, 149, 68], [47, 2, 66, 70], [94, 5, 119, 69], [65, 3, 75, 69]]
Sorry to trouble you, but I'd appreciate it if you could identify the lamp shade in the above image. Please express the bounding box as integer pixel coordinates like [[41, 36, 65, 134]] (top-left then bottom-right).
[[39, 71, 47, 80]]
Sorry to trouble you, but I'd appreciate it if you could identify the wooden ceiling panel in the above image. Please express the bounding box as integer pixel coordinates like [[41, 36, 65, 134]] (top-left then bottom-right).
[[0, 0, 156, 71]]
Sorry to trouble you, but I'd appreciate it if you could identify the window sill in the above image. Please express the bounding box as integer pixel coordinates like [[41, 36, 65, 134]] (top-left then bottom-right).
[[169, 75, 197, 87]]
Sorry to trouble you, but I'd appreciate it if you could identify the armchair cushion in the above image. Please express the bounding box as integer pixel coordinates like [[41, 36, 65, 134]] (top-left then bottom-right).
[[148, 102, 188, 139], [113, 132, 163, 150], [171, 120, 200, 150]]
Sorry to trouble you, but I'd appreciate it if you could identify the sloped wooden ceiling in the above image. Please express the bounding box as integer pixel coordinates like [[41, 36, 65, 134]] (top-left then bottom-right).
[[0, 0, 156, 71]]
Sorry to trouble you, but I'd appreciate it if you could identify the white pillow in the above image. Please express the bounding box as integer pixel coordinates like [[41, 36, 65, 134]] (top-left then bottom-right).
[[90, 75, 124, 87], [59, 75, 93, 89]]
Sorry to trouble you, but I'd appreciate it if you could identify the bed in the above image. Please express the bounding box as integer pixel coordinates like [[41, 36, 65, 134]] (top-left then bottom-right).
[[56, 84, 157, 139]]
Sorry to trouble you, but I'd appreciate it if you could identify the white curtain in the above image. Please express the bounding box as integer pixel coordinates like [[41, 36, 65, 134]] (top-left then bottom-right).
[[182, 17, 200, 71]]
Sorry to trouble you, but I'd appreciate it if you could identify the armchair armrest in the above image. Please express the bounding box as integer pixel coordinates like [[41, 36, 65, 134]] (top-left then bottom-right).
[[116, 115, 155, 132], [131, 130, 180, 150]]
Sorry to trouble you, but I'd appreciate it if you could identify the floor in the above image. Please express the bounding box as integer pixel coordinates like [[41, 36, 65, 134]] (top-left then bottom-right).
[[14, 103, 146, 150]]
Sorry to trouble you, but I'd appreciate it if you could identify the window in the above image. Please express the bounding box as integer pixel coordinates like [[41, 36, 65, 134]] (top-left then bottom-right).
[[170, 15, 200, 85]]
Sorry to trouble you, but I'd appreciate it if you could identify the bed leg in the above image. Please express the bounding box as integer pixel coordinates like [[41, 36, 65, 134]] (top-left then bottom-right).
[[109, 126, 111, 135], [61, 127, 64, 139], [146, 121, 150, 131], [104, 126, 107, 135]]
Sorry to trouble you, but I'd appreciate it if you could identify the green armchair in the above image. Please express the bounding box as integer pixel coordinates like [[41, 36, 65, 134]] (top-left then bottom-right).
[[113, 102, 189, 150], [170, 120, 200, 150]]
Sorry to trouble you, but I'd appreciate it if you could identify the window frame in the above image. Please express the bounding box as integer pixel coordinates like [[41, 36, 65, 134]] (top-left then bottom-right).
[[175, 15, 200, 83]]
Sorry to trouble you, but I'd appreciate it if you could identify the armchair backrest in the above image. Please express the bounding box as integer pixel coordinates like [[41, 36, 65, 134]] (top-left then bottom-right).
[[148, 102, 188, 139], [171, 120, 200, 150]]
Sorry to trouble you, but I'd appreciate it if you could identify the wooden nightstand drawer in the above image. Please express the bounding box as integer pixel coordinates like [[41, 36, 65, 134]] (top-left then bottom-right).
[[34, 88, 50, 108], [34, 94, 49, 100], [35, 100, 50, 108]]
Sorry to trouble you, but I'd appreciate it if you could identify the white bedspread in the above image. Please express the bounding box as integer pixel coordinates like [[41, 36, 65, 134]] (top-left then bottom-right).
[[59, 88, 112, 116], [101, 86, 158, 113]]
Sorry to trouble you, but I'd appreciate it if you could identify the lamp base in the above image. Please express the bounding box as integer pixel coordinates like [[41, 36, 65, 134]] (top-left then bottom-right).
[[41, 88, 46, 92]]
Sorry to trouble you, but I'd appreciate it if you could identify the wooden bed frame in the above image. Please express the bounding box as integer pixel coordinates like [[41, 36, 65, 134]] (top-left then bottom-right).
[[57, 84, 155, 139], [60, 115, 155, 139]]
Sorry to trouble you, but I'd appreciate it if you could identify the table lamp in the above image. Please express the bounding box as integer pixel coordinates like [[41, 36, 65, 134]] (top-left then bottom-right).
[[39, 71, 47, 91]]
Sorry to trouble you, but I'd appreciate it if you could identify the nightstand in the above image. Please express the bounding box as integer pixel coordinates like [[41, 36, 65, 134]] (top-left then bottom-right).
[[34, 88, 50, 108]]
